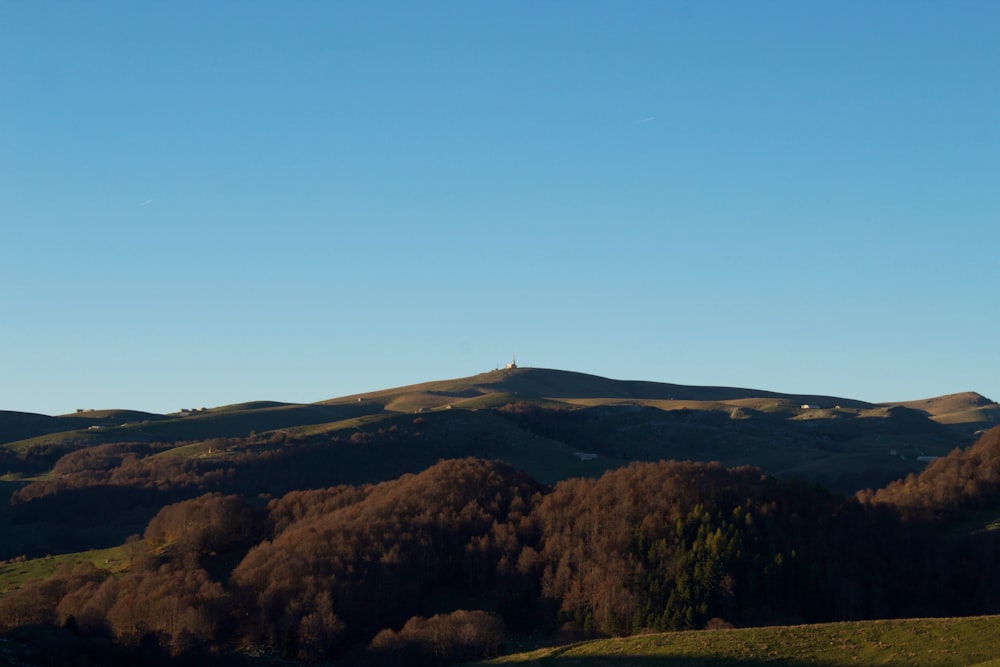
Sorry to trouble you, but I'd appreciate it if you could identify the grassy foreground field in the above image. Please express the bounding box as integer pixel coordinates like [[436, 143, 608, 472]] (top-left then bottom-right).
[[477, 616, 1000, 666]]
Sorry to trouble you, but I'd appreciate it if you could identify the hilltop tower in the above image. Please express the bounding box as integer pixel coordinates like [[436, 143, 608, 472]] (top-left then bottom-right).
[[505, 353, 517, 370]]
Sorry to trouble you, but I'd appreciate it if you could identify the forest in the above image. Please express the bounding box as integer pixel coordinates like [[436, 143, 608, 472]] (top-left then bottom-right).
[[1, 425, 999, 666]]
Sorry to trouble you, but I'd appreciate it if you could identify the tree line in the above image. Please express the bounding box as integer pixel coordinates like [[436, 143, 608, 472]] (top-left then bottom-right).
[[1, 427, 999, 664]]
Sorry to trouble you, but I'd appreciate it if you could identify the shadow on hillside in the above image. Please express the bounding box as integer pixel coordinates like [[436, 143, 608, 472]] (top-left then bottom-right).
[[1, 485, 171, 559]]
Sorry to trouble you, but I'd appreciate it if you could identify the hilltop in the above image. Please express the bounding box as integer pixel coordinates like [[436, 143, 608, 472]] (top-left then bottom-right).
[[1, 367, 992, 496], [6, 367, 992, 448], [883, 391, 1000, 433], [323, 366, 874, 410]]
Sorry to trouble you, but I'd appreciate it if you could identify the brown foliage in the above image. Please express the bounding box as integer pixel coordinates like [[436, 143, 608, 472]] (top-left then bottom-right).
[[37, 559, 228, 655], [144, 493, 265, 557], [266, 485, 372, 537], [0, 563, 109, 631], [524, 459, 849, 633], [231, 458, 542, 651], [861, 426, 1000, 521], [369, 609, 505, 666], [51, 443, 168, 476], [100, 566, 227, 652], [9, 442, 1000, 662]]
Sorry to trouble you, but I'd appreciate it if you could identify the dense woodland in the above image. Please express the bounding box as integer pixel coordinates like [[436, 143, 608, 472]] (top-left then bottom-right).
[[1, 425, 999, 665]]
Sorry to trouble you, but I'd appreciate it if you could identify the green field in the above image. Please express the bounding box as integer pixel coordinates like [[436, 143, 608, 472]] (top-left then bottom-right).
[[0, 544, 130, 595], [478, 616, 1000, 666]]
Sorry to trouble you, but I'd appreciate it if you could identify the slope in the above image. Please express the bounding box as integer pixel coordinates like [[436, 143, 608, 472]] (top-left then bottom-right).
[[322, 367, 874, 410], [884, 392, 1000, 434], [478, 616, 1000, 666], [0, 368, 981, 498]]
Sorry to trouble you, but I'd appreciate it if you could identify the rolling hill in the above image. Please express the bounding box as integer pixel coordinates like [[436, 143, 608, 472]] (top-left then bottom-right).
[[323, 366, 875, 408], [1, 367, 991, 494], [884, 391, 1000, 433]]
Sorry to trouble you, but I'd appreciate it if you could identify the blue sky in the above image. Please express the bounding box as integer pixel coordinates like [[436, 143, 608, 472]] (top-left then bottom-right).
[[2, 1, 998, 415]]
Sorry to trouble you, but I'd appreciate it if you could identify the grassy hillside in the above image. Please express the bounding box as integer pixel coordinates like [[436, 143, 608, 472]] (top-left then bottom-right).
[[323, 367, 874, 410], [478, 616, 1000, 666], [887, 391, 995, 416], [885, 392, 1000, 434], [6, 369, 987, 455], [0, 545, 129, 596], [0, 401, 382, 452], [0, 411, 103, 447], [0, 368, 979, 495]]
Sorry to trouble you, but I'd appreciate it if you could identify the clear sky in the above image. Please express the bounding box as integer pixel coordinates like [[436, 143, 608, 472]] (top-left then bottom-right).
[[2, 1, 998, 415]]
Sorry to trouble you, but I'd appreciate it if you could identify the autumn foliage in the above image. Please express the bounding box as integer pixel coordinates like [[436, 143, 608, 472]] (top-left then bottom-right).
[[1, 429, 1000, 664], [860, 426, 1000, 520]]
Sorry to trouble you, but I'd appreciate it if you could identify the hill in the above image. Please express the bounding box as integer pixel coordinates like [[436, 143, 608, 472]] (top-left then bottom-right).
[[478, 615, 1000, 666], [0, 368, 982, 496], [323, 366, 874, 409], [0, 409, 165, 446], [3, 368, 971, 451], [884, 392, 1000, 434]]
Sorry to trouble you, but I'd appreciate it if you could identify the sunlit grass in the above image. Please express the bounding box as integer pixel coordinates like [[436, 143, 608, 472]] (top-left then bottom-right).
[[478, 616, 1000, 666], [0, 544, 133, 596]]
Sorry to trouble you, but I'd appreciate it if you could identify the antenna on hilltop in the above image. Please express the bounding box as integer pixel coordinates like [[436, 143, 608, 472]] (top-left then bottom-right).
[[505, 353, 517, 370]]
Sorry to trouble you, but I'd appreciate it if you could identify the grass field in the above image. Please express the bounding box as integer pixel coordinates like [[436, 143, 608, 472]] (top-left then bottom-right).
[[477, 616, 1000, 666], [0, 544, 130, 596]]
